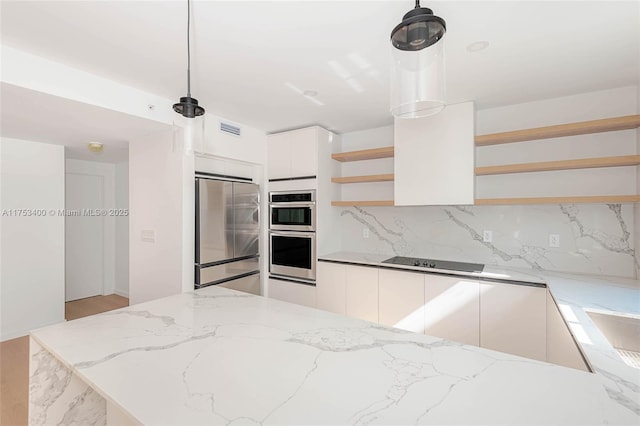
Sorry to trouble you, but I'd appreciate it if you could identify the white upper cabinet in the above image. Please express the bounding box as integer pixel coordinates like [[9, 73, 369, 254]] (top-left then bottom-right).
[[394, 101, 475, 205], [267, 127, 318, 179], [290, 128, 318, 178], [266, 132, 291, 179]]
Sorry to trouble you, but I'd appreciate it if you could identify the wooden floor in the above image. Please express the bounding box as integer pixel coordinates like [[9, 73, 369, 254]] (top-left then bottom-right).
[[0, 294, 128, 426], [65, 294, 129, 321]]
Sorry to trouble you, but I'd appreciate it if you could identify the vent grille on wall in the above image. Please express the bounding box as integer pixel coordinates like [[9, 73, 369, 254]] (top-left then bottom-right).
[[220, 121, 241, 136]]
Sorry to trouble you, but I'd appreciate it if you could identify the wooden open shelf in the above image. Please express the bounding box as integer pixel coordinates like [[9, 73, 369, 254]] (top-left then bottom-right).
[[331, 200, 394, 207], [475, 195, 640, 205], [332, 174, 394, 184], [331, 146, 394, 162], [332, 195, 640, 207], [329, 114, 640, 207], [475, 155, 640, 176], [475, 114, 640, 146]]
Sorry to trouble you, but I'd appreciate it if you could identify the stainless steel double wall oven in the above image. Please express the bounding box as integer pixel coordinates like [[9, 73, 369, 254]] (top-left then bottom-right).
[[269, 190, 316, 282]]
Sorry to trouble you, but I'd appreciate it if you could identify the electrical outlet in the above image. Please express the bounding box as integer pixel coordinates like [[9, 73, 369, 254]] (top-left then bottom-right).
[[483, 230, 492, 243], [363, 228, 370, 239], [549, 234, 560, 248]]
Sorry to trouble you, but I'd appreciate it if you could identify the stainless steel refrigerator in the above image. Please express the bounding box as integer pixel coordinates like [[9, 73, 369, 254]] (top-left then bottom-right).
[[195, 177, 260, 294]]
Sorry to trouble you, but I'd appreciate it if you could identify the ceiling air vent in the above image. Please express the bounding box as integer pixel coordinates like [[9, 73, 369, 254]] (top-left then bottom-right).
[[220, 121, 241, 136]]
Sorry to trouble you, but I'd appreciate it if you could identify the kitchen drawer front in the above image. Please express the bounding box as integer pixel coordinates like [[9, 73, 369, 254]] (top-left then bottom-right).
[[218, 274, 261, 296], [198, 257, 259, 286]]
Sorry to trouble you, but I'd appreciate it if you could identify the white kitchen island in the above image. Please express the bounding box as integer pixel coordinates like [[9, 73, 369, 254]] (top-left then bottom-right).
[[29, 285, 638, 425]]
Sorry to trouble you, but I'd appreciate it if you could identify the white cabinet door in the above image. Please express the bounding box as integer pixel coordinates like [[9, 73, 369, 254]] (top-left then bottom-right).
[[317, 262, 378, 322], [546, 291, 589, 371], [267, 132, 292, 179], [379, 269, 425, 333], [290, 127, 318, 178], [394, 101, 475, 205], [345, 265, 378, 323], [480, 281, 546, 361], [316, 261, 346, 315], [424, 275, 479, 346], [268, 278, 316, 308], [267, 127, 318, 179]]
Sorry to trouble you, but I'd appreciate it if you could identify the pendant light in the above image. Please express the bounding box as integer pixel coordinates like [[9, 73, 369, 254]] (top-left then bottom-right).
[[173, 0, 205, 118], [390, 0, 446, 118]]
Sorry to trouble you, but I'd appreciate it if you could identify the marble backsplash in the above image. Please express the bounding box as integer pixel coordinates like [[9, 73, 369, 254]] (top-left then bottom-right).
[[339, 204, 637, 279]]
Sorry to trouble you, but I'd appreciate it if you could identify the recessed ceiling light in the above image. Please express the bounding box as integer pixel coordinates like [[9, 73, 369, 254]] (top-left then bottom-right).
[[88, 142, 103, 153], [466, 40, 490, 53], [284, 83, 324, 106]]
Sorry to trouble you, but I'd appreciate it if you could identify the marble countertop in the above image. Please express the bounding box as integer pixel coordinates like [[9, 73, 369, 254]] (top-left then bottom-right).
[[32, 281, 639, 425], [319, 251, 547, 284], [320, 251, 640, 419]]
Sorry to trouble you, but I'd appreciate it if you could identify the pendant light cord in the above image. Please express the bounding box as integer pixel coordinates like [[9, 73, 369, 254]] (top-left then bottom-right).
[[187, 0, 191, 97], [415, 0, 420, 8]]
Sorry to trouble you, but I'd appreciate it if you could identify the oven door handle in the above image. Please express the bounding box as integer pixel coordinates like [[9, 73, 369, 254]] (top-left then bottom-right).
[[270, 202, 315, 208], [269, 230, 316, 238]]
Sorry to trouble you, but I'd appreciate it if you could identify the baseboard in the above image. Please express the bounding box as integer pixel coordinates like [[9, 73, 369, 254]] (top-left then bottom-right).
[[0, 329, 28, 342], [1, 316, 65, 342], [113, 289, 129, 298]]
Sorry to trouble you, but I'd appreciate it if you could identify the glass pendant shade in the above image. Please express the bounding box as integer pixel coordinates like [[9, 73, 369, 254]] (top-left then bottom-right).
[[390, 39, 445, 118], [390, 4, 446, 118]]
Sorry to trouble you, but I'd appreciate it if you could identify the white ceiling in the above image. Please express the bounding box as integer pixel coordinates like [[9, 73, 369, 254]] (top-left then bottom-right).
[[1, 0, 639, 141], [0, 83, 170, 162]]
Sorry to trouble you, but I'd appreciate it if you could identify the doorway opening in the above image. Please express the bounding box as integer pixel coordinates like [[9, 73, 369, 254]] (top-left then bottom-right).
[[64, 148, 129, 305]]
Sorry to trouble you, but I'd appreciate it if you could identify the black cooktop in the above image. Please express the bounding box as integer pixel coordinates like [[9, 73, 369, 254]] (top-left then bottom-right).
[[382, 256, 484, 273]]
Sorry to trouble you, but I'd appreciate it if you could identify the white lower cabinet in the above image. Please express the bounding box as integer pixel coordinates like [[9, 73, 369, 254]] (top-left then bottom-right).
[[480, 281, 547, 361], [268, 278, 316, 308], [546, 291, 589, 371], [425, 275, 480, 346], [345, 265, 378, 323], [317, 261, 378, 322], [379, 269, 426, 333], [318, 261, 554, 364], [317, 261, 346, 315]]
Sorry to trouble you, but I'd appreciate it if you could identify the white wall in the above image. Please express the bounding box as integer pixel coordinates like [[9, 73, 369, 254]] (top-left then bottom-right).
[[336, 86, 639, 278], [1, 138, 65, 341], [635, 74, 640, 277], [115, 161, 129, 297], [1, 45, 173, 125], [195, 114, 267, 166], [316, 128, 342, 256], [340, 125, 394, 203], [476, 86, 637, 199], [129, 128, 184, 304]]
